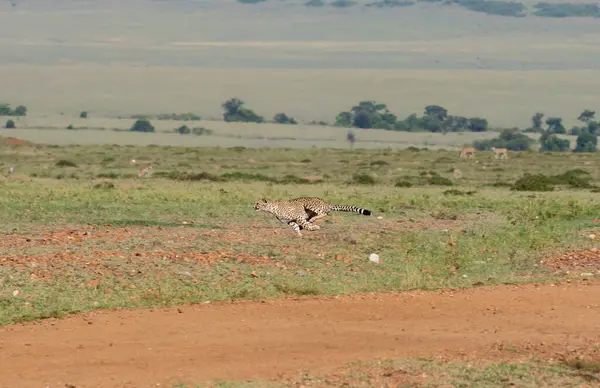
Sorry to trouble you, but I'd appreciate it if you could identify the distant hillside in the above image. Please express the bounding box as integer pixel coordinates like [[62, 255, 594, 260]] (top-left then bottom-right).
[[0, 0, 599, 69], [3, 0, 600, 18]]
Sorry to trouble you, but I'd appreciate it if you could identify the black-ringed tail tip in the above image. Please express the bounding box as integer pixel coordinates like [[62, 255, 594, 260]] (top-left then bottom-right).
[[254, 196, 372, 236]]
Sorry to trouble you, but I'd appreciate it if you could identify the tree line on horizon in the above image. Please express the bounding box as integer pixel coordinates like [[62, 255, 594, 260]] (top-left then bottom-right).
[[237, 0, 600, 19], [1, 99, 598, 152]]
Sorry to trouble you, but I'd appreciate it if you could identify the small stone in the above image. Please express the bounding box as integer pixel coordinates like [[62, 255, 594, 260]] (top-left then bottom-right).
[[369, 253, 380, 264], [580, 273, 594, 277]]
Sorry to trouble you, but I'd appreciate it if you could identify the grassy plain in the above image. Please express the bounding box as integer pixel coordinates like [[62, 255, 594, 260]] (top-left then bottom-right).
[[1, 139, 599, 326], [2, 66, 600, 130], [182, 357, 600, 387]]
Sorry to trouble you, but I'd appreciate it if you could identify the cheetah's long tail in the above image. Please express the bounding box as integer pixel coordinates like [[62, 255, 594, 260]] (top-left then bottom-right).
[[330, 204, 372, 216]]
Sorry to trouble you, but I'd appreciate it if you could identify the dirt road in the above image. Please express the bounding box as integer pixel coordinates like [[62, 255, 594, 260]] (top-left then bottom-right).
[[1, 280, 599, 388]]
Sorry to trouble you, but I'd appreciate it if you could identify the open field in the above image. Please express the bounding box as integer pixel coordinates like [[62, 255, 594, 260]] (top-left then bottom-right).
[[0, 123, 533, 149], [2, 66, 600, 129], [1, 137, 600, 386], [2, 1, 600, 385]]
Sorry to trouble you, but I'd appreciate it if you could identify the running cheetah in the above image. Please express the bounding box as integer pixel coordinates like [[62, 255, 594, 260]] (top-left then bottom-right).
[[253, 196, 372, 236]]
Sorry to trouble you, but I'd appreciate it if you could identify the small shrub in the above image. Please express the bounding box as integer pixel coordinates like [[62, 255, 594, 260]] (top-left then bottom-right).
[[350, 173, 376, 185], [93, 181, 115, 189], [97, 172, 119, 179], [66, 124, 74, 130], [5, 119, 15, 129], [489, 181, 512, 187], [370, 160, 389, 166], [221, 172, 275, 182], [279, 175, 322, 184], [175, 125, 191, 134], [443, 189, 476, 196], [428, 175, 453, 186], [511, 170, 594, 192], [56, 159, 77, 167], [130, 119, 155, 133], [192, 127, 214, 136], [395, 180, 413, 188], [511, 174, 554, 191], [154, 171, 222, 182], [273, 113, 298, 125], [305, 0, 326, 5], [80, 111, 88, 119]]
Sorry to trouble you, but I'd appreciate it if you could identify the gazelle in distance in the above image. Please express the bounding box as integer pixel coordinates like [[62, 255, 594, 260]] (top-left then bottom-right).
[[460, 147, 476, 159], [491, 147, 508, 160], [453, 168, 462, 179], [139, 165, 153, 177]]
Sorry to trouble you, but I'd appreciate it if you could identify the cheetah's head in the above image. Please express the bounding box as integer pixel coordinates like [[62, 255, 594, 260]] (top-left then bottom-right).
[[253, 198, 270, 212]]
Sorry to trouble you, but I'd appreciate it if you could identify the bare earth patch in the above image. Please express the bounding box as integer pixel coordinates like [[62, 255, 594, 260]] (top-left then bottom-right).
[[0, 280, 599, 387], [541, 248, 600, 274]]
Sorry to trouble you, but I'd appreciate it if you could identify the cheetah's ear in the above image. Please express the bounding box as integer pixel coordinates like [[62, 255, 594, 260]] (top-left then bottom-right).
[[260, 198, 268, 203]]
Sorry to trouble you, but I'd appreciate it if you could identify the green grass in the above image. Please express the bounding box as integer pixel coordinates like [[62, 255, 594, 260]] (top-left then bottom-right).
[[0, 142, 599, 325], [173, 357, 600, 387]]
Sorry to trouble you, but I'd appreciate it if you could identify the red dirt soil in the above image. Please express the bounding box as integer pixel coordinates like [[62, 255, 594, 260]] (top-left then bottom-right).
[[0, 280, 599, 387], [1, 136, 34, 146]]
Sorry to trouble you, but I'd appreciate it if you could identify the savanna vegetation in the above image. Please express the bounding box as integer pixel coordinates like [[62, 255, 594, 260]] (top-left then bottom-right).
[[1, 135, 599, 327], [4, 98, 598, 153], [229, 0, 600, 19]]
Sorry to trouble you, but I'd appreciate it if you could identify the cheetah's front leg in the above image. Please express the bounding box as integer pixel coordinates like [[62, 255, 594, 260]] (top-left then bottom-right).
[[288, 221, 303, 237]]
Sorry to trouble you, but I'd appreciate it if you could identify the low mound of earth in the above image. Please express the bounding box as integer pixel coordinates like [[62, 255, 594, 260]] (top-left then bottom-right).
[[0, 279, 598, 387]]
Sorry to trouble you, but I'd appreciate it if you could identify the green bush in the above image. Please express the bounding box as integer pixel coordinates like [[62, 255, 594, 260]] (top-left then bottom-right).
[[130, 119, 155, 133]]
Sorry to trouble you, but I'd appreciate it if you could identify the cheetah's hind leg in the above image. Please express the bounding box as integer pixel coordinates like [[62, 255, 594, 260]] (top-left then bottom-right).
[[296, 218, 320, 231], [307, 213, 328, 224]]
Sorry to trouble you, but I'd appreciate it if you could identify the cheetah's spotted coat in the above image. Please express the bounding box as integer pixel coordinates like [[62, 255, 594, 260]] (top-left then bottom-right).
[[253, 197, 372, 236]]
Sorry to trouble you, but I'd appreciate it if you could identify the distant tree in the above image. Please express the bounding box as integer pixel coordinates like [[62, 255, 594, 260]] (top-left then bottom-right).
[[335, 100, 397, 130], [424, 105, 448, 121], [473, 128, 533, 151], [533, 2, 600, 18], [335, 111, 353, 127], [545, 117, 566, 134], [574, 131, 598, 153], [443, 115, 469, 132], [330, 0, 356, 7], [578, 109, 595, 123], [12, 105, 27, 116], [222, 98, 264, 123], [588, 121, 599, 136], [468, 117, 488, 132], [528, 112, 544, 133], [0, 103, 27, 116], [175, 125, 191, 134], [305, 0, 325, 5], [0, 104, 10, 116], [80, 111, 88, 119], [5, 119, 15, 129], [273, 113, 297, 125], [421, 115, 443, 132], [539, 127, 570, 152], [130, 119, 155, 133]]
